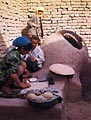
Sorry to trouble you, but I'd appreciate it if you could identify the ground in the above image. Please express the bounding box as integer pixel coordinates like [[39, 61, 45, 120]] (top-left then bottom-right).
[[65, 82, 91, 120]]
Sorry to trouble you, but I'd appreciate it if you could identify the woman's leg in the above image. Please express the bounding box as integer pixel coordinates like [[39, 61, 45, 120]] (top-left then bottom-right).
[[17, 65, 24, 77], [1, 65, 24, 94], [32, 60, 40, 72], [20, 61, 27, 72]]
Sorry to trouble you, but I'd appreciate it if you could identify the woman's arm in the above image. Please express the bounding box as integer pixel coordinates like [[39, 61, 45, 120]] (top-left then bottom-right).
[[10, 74, 30, 88]]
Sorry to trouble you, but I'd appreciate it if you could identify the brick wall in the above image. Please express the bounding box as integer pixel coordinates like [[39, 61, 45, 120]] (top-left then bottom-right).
[[28, 0, 91, 56], [0, 0, 29, 58], [0, 0, 91, 57]]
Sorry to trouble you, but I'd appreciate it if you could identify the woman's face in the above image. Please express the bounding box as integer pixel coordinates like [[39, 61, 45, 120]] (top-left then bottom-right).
[[19, 47, 29, 55], [32, 39, 38, 49], [37, 11, 43, 17]]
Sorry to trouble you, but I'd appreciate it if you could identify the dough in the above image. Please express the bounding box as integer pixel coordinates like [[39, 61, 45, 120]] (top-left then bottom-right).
[[42, 92, 54, 100], [35, 95, 47, 102], [26, 93, 37, 100], [49, 63, 75, 75]]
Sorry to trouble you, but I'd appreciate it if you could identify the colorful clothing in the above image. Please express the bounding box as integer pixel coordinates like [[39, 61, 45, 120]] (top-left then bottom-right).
[[0, 49, 21, 81]]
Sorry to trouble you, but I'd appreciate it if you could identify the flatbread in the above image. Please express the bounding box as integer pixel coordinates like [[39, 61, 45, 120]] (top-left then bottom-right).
[[49, 64, 75, 75]]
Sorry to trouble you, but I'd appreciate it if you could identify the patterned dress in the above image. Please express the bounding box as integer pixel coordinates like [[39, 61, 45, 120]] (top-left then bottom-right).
[[0, 49, 21, 82]]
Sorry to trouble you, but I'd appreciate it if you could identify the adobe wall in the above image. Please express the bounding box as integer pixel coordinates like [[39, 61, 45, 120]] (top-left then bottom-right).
[[0, 0, 91, 58]]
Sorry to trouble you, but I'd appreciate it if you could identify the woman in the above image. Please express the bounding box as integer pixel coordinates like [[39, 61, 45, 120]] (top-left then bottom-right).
[[26, 35, 45, 72], [27, 6, 44, 40], [0, 36, 32, 94]]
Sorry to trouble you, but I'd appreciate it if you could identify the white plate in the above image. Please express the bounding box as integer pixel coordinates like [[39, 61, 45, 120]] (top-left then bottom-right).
[[29, 78, 38, 82]]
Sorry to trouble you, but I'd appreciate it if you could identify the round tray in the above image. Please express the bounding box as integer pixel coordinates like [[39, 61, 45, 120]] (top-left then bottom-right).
[[49, 63, 75, 76]]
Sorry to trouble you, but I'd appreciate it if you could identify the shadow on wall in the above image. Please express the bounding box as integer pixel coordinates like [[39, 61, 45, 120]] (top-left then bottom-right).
[[0, 32, 7, 60]]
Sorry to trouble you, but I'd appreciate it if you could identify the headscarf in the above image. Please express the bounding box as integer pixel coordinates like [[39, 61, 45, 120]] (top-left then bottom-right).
[[13, 36, 31, 47], [13, 36, 32, 51], [35, 6, 44, 16]]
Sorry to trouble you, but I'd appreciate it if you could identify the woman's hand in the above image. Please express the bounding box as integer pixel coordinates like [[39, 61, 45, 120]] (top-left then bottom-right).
[[21, 82, 31, 88], [31, 57, 37, 62]]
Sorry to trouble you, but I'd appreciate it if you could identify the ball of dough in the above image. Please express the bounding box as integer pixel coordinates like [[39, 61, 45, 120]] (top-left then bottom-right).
[[35, 95, 47, 102], [42, 92, 54, 100], [26, 93, 37, 100]]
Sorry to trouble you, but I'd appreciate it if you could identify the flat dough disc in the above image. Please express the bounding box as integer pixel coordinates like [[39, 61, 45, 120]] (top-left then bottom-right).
[[49, 64, 75, 75], [29, 78, 38, 82]]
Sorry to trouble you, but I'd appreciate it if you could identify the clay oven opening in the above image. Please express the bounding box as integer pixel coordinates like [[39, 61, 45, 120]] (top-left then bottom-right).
[[61, 30, 83, 49]]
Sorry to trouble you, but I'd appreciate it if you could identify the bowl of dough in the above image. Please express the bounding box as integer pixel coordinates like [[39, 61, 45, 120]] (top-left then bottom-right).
[[26, 87, 63, 108]]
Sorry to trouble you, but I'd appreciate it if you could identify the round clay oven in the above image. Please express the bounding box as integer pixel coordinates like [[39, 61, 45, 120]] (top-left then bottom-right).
[[32, 30, 91, 100]]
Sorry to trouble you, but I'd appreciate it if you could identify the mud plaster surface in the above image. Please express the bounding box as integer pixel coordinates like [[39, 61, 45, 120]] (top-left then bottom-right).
[[65, 82, 91, 120]]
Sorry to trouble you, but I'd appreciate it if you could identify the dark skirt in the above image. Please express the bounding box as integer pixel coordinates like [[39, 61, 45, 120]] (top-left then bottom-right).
[[26, 57, 40, 72]]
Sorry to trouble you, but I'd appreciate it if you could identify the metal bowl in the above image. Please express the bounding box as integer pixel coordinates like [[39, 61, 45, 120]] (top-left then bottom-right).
[[27, 88, 63, 108], [28, 95, 62, 108]]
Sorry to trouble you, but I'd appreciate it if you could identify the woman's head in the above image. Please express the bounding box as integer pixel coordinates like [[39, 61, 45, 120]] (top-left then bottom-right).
[[31, 35, 40, 49], [13, 36, 32, 54], [35, 6, 44, 17]]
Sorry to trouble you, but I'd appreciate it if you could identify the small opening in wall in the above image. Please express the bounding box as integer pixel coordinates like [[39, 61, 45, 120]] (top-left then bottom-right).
[[63, 33, 82, 49]]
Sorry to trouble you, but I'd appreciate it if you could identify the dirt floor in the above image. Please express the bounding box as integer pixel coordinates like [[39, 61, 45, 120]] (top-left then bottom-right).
[[65, 82, 91, 120]]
